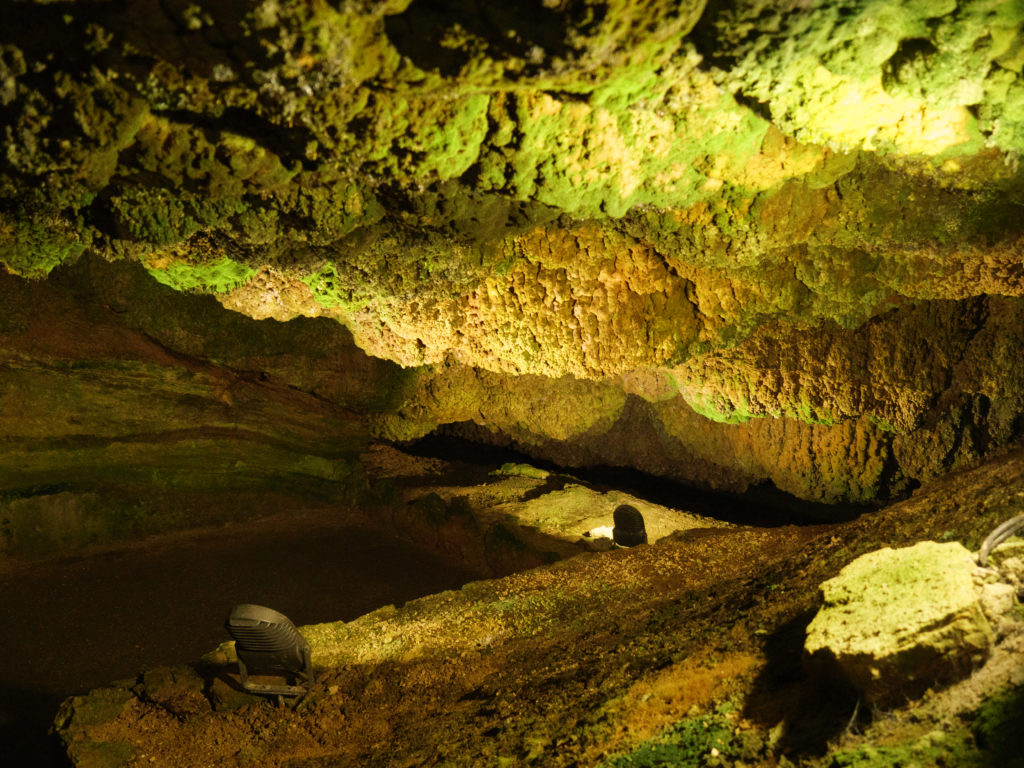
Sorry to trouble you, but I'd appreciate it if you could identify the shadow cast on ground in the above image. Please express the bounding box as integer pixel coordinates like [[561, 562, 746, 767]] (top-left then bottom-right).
[[742, 609, 860, 760], [0, 682, 69, 768]]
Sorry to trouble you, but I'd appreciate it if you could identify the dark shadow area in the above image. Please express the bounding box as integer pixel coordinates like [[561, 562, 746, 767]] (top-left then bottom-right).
[[881, 37, 938, 94], [122, 106, 317, 175], [0, 3, 92, 70], [972, 683, 1024, 767], [400, 431, 875, 527], [742, 609, 860, 759], [687, 0, 750, 74], [93, 0, 272, 83], [0, 519, 480, 767], [732, 90, 773, 122], [0, 684, 69, 768], [384, 0, 596, 76], [373, 179, 564, 243]]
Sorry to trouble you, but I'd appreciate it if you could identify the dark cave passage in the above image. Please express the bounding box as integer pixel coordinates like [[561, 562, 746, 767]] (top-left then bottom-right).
[[0, 512, 481, 767], [400, 431, 876, 528]]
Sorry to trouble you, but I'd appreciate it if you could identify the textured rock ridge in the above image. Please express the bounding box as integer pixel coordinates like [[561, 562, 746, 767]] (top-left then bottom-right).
[[0, 256, 403, 553], [1, 0, 1024, 503]]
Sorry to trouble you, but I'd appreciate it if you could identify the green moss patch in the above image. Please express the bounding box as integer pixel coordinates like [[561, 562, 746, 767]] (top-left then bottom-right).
[[0, 209, 88, 279], [829, 728, 983, 768], [704, 0, 1024, 156], [684, 391, 755, 425], [972, 683, 1024, 763], [145, 257, 256, 294], [302, 261, 367, 313], [603, 708, 762, 768]]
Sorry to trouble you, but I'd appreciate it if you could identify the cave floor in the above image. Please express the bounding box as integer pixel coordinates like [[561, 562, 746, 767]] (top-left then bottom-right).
[[0, 505, 481, 767], [52, 444, 1024, 767]]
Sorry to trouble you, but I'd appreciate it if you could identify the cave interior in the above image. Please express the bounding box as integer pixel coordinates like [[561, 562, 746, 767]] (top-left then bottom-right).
[[2, 0, 1024, 766]]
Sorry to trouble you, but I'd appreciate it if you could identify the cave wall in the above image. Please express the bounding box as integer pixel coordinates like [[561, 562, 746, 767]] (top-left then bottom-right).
[[0, 256, 412, 553], [2, 0, 1024, 514]]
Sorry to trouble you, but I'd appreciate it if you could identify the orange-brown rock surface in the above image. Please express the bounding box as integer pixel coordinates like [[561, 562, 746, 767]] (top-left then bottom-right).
[[1, 0, 1023, 509]]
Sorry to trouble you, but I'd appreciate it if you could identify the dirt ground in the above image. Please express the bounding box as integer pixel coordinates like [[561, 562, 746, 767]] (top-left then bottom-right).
[[53, 444, 1024, 767], [0, 504, 481, 767]]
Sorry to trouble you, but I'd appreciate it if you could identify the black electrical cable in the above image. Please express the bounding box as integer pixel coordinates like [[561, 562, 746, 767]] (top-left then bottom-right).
[[977, 513, 1024, 567]]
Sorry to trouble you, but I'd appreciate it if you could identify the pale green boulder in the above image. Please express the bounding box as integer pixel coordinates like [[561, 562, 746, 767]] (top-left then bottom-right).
[[805, 541, 994, 705]]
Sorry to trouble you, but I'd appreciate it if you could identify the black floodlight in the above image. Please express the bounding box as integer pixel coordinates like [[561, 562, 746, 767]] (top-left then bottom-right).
[[613, 504, 648, 547], [225, 604, 312, 698]]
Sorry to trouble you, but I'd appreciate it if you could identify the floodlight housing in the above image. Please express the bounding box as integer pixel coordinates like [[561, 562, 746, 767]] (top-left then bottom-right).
[[225, 604, 312, 698], [612, 504, 648, 547]]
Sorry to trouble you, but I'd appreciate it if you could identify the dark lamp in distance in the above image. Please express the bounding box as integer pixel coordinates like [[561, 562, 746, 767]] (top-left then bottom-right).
[[612, 504, 648, 547]]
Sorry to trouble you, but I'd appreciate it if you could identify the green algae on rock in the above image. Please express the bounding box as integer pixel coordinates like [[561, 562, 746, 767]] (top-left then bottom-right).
[[603, 708, 757, 767], [1, 0, 1024, 508], [697, 0, 1024, 156], [972, 682, 1024, 763], [145, 256, 256, 294], [828, 728, 988, 768]]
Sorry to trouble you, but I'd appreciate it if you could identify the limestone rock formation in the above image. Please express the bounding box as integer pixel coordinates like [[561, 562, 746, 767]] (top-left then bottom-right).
[[2, 0, 1024, 504], [804, 541, 996, 704]]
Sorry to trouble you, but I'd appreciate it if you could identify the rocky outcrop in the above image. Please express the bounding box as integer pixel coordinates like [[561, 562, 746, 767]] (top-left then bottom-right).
[[1, 1, 1023, 505], [0, 255, 409, 554], [804, 541, 996, 705], [373, 293, 1024, 502], [2, 254, 1023, 544]]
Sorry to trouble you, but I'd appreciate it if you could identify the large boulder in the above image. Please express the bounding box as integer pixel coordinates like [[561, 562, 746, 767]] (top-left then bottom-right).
[[804, 541, 995, 705]]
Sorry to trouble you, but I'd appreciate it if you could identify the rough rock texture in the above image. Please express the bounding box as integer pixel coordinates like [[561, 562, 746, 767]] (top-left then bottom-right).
[[804, 541, 995, 705], [5, 254, 1022, 546], [2, 0, 1024, 503]]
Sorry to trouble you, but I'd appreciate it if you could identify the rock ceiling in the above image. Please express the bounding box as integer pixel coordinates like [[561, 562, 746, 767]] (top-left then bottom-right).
[[2, 0, 1024, 504]]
